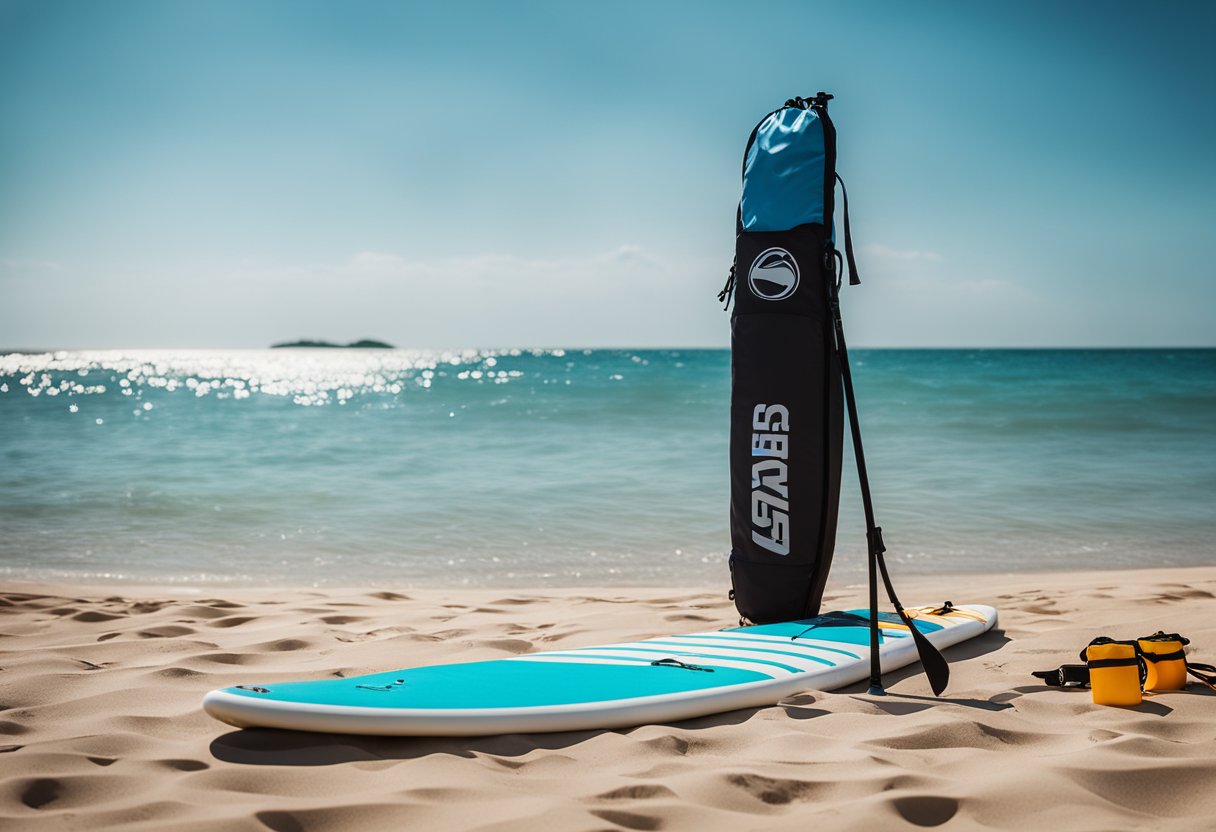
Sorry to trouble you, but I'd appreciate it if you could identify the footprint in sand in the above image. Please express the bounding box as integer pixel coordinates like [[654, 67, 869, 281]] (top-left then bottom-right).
[[431, 629, 472, 640], [589, 809, 664, 831], [137, 625, 196, 639], [196, 652, 255, 665], [889, 794, 960, 827], [155, 758, 209, 772], [255, 638, 312, 652], [594, 784, 677, 801], [128, 601, 170, 614], [207, 616, 256, 628], [724, 772, 821, 805], [1161, 584, 1215, 599], [20, 777, 61, 809], [639, 734, 692, 756], [255, 810, 307, 832], [319, 615, 366, 625], [0, 720, 31, 736]]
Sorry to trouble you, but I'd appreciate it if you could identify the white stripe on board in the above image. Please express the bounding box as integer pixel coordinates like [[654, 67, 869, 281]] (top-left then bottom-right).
[[562, 643, 819, 673], [696, 629, 907, 649], [506, 655, 653, 669], [511, 650, 792, 677], [653, 635, 846, 665], [630, 640, 835, 671]]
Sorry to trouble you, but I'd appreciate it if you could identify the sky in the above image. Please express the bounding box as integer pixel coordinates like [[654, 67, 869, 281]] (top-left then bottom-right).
[[1, 0, 1213, 349]]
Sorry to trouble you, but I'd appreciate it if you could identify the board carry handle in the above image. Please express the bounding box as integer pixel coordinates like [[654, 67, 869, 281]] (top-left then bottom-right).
[[650, 657, 715, 672]]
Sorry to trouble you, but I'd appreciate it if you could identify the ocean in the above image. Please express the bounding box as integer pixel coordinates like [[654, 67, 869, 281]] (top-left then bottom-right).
[[1, 348, 1214, 588]]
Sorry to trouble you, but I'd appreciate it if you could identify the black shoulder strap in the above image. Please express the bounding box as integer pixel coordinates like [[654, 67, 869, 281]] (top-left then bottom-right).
[[1187, 661, 1216, 692], [836, 174, 861, 286]]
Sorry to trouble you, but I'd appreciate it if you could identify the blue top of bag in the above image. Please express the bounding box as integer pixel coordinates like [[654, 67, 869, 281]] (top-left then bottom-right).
[[741, 107, 826, 232]]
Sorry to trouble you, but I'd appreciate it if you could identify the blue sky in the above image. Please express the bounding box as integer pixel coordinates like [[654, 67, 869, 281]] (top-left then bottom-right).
[[2, 0, 1213, 348]]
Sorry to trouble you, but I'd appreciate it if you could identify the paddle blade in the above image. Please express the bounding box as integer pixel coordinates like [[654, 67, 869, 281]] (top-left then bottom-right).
[[906, 620, 950, 696], [873, 547, 950, 696]]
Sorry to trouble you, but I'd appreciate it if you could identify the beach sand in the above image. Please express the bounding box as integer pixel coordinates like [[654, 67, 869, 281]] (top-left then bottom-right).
[[2, 566, 1215, 831]]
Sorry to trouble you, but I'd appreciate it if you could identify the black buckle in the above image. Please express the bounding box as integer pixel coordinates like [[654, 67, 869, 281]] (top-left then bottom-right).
[[786, 92, 834, 111], [1032, 664, 1090, 687]]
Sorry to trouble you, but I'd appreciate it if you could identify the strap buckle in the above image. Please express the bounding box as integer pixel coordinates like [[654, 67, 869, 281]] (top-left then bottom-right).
[[1032, 664, 1090, 688]]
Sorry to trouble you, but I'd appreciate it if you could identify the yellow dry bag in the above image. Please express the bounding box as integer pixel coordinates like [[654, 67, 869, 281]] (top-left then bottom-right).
[[1138, 631, 1189, 691], [1081, 638, 1144, 707]]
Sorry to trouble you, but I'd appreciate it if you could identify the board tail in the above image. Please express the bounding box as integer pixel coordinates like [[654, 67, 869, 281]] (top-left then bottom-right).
[[724, 93, 949, 695]]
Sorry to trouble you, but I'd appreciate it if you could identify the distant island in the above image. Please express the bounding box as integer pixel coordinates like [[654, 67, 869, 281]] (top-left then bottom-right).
[[270, 339, 395, 349]]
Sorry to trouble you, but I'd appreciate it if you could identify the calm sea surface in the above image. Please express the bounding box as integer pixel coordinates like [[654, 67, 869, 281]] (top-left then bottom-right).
[[1, 348, 1213, 587]]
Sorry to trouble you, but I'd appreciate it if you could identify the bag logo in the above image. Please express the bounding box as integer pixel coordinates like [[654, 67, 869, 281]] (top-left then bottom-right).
[[750, 403, 790, 556], [748, 248, 799, 301]]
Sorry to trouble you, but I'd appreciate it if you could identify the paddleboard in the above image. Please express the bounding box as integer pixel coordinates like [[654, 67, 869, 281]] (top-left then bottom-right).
[[203, 603, 997, 736]]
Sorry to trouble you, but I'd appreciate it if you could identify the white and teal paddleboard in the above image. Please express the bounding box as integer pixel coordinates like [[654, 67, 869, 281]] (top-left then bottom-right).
[[203, 604, 996, 736]]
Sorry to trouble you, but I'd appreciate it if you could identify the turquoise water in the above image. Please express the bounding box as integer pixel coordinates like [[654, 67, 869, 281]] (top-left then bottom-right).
[[1, 348, 1214, 587]]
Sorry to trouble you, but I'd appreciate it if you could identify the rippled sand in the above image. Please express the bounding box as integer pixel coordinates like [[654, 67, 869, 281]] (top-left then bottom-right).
[[2, 567, 1215, 830]]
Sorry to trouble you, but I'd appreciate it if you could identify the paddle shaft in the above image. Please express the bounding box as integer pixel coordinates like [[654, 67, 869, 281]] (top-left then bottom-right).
[[826, 279, 884, 692], [826, 269, 950, 697]]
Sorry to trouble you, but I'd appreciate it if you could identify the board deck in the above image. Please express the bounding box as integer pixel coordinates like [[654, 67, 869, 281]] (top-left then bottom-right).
[[203, 604, 997, 736]]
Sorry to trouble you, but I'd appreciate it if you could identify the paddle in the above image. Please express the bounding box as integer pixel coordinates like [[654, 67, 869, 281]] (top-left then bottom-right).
[[827, 255, 950, 697]]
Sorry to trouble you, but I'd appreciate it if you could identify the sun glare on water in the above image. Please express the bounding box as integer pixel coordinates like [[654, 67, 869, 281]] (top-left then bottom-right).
[[0, 348, 544, 408]]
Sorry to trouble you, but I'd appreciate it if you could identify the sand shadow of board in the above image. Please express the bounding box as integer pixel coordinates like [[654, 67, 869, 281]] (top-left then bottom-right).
[[209, 726, 607, 766], [208, 700, 798, 766], [208, 701, 827, 766]]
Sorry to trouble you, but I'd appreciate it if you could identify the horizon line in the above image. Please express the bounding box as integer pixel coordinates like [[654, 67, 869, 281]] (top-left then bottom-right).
[[3, 345, 1216, 355]]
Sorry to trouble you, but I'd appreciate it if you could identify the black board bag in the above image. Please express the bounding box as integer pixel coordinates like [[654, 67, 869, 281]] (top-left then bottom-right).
[[720, 93, 949, 695]]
